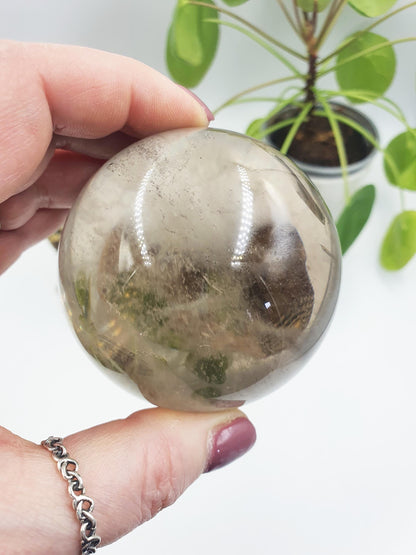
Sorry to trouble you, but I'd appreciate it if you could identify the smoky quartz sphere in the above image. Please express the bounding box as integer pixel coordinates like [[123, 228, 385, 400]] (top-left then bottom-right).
[[59, 128, 341, 412]]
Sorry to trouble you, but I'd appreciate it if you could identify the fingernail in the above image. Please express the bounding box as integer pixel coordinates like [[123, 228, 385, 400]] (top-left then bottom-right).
[[205, 417, 256, 473], [179, 85, 215, 122]]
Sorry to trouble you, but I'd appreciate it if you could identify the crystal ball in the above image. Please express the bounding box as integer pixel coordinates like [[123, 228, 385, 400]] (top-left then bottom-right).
[[59, 128, 341, 412]]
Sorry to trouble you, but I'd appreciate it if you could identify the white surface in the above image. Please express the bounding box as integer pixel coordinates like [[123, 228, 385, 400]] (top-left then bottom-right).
[[1, 1, 416, 554]]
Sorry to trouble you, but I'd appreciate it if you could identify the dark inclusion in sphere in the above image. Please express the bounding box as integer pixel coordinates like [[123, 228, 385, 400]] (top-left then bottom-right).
[[59, 128, 341, 412]]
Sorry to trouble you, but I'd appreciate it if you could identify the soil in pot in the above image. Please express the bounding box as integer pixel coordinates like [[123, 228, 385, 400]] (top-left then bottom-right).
[[268, 105, 374, 168]]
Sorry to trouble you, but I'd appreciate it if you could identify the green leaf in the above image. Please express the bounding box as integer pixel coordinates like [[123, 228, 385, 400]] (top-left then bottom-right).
[[296, 0, 331, 12], [335, 32, 396, 100], [166, 0, 219, 88], [246, 118, 264, 139], [222, 0, 250, 5], [175, 5, 204, 65], [380, 211, 416, 270], [336, 185, 376, 254], [348, 0, 398, 17], [384, 130, 416, 190]]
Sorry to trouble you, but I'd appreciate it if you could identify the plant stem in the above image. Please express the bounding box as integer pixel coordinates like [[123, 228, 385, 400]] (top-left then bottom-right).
[[319, 1, 416, 64], [311, 2, 318, 29], [213, 77, 303, 114], [317, 95, 351, 202], [315, 106, 404, 206], [258, 118, 298, 140], [206, 18, 302, 76], [292, 0, 305, 40], [280, 102, 313, 155], [319, 89, 409, 127], [276, 0, 303, 38], [313, 106, 382, 152], [252, 90, 306, 137], [302, 3, 320, 105], [186, 0, 307, 60], [312, 102, 410, 209], [305, 54, 318, 103], [229, 96, 293, 104], [313, 104, 409, 211], [318, 38, 416, 77], [315, 0, 349, 51]]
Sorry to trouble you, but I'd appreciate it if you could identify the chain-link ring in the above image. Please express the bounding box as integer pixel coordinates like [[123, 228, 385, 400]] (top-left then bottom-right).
[[42, 436, 101, 554]]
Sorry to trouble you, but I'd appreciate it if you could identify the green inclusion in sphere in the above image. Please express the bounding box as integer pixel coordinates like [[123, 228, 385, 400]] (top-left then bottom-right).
[[59, 128, 341, 412]]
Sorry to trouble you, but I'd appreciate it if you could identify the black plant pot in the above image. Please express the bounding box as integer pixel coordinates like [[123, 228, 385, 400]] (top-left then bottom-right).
[[265, 102, 379, 216], [266, 102, 379, 176]]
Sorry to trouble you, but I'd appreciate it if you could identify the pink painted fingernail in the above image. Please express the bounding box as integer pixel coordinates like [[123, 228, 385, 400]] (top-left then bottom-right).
[[179, 85, 215, 122], [205, 417, 256, 473]]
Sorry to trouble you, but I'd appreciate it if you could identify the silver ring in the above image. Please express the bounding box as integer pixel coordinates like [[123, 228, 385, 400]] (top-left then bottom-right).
[[42, 436, 101, 554]]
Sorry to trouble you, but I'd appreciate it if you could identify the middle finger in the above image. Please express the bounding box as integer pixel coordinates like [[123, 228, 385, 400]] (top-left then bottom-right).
[[0, 151, 102, 231]]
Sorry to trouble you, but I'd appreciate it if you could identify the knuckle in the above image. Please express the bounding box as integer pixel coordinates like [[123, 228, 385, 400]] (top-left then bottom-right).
[[145, 444, 180, 519], [130, 437, 183, 526], [0, 192, 34, 230]]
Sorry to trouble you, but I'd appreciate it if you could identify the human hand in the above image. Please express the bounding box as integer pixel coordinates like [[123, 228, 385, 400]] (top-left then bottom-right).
[[0, 41, 256, 554]]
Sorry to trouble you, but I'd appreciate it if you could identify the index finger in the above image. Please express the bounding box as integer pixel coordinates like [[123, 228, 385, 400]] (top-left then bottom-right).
[[0, 41, 211, 203]]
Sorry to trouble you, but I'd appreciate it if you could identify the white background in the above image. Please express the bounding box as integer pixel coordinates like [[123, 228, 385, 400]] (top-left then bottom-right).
[[0, 1, 415, 554]]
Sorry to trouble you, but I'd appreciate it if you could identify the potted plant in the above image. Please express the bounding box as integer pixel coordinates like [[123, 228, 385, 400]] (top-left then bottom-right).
[[166, 0, 416, 270]]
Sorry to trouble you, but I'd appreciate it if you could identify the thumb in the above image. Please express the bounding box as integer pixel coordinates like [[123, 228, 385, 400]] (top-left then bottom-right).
[[1, 409, 256, 554]]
